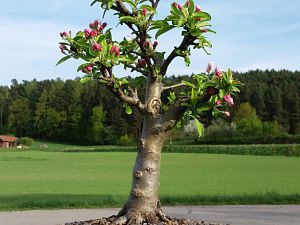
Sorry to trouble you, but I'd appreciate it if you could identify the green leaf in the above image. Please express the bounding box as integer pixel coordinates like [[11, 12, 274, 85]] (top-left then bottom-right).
[[80, 76, 91, 84], [56, 56, 71, 66], [155, 25, 174, 39], [125, 105, 133, 115], [191, 88, 197, 106], [193, 117, 204, 137], [192, 12, 211, 20], [182, 80, 195, 88], [219, 89, 226, 98], [184, 56, 191, 67], [119, 16, 138, 24]]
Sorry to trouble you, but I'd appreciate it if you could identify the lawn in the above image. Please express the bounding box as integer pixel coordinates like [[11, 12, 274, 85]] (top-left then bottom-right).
[[0, 151, 299, 210]]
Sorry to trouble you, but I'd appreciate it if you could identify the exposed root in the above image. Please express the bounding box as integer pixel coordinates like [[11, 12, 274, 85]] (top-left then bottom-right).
[[61, 208, 228, 225]]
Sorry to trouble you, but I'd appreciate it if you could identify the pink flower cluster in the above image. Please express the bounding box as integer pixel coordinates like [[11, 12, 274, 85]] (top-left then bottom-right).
[[215, 94, 233, 117], [206, 63, 223, 80], [172, 2, 183, 10], [110, 45, 120, 56], [82, 64, 95, 73], [172, 2, 203, 21], [85, 20, 107, 39], [143, 40, 158, 49], [215, 94, 234, 107]]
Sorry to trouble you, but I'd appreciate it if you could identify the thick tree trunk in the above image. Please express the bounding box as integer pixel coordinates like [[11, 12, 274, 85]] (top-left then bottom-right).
[[115, 78, 171, 224]]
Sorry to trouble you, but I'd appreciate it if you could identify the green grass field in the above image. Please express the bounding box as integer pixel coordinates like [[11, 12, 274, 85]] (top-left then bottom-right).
[[0, 150, 300, 210]]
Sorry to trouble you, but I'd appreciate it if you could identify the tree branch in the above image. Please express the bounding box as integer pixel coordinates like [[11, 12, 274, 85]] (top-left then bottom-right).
[[125, 64, 149, 77], [99, 68, 146, 113], [162, 83, 187, 91], [148, 0, 160, 24], [160, 34, 195, 76]]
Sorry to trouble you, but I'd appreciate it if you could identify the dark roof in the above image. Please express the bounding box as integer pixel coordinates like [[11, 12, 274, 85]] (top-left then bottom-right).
[[0, 135, 17, 142]]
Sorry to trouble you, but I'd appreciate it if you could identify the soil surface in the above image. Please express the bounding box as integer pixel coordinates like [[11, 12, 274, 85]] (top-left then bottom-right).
[[0, 205, 300, 225]]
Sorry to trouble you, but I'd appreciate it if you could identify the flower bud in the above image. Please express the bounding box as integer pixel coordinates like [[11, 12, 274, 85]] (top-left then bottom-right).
[[178, 4, 183, 10], [102, 22, 107, 28], [89, 23, 95, 29], [90, 30, 98, 37], [215, 66, 222, 79], [202, 29, 208, 33], [110, 45, 120, 56], [153, 41, 158, 48], [224, 111, 230, 117], [195, 5, 202, 12], [60, 31, 68, 38], [84, 29, 91, 39], [185, 0, 190, 7], [59, 44, 66, 53], [92, 43, 102, 52], [172, 2, 179, 8], [206, 62, 213, 73], [142, 8, 148, 17], [137, 58, 147, 68], [94, 20, 99, 27], [216, 100, 221, 106]]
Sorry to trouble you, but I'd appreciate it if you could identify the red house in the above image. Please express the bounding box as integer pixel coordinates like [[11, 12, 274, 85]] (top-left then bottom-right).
[[0, 135, 17, 148]]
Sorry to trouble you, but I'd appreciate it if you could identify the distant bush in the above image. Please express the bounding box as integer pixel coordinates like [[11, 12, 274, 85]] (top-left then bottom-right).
[[18, 137, 34, 147], [118, 134, 135, 146]]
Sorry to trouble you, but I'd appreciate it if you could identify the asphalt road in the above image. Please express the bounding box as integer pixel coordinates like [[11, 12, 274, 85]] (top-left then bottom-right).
[[0, 205, 300, 225]]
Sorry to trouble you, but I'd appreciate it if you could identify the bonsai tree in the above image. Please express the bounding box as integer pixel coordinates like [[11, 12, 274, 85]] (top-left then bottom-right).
[[58, 0, 240, 224]]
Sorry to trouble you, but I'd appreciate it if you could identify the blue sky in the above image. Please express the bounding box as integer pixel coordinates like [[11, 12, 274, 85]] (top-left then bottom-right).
[[1, 0, 300, 85]]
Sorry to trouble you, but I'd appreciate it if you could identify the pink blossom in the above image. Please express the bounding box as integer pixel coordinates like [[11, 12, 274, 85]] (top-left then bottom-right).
[[216, 100, 221, 106], [153, 41, 158, 48], [223, 94, 234, 106], [185, 0, 190, 7], [110, 45, 120, 56], [215, 66, 222, 79], [206, 62, 213, 73], [177, 4, 183, 10], [195, 5, 202, 12], [92, 43, 102, 52], [142, 8, 148, 17], [197, 18, 203, 22]]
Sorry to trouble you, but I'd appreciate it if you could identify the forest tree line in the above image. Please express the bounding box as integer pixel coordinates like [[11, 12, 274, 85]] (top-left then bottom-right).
[[0, 69, 299, 144]]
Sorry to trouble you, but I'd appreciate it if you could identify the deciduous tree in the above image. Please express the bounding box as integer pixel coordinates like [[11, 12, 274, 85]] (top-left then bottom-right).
[[58, 0, 240, 223]]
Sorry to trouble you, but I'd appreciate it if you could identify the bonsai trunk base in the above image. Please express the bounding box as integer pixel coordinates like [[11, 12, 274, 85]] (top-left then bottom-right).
[[61, 210, 228, 225], [114, 202, 171, 225]]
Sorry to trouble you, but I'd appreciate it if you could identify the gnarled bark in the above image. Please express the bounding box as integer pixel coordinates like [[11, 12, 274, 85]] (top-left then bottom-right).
[[113, 77, 171, 225]]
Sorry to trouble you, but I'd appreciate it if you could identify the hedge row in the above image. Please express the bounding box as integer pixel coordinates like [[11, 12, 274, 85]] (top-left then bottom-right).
[[64, 144, 300, 157]]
